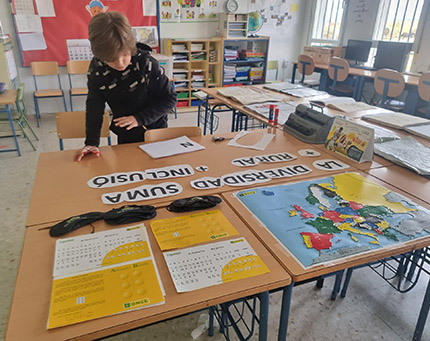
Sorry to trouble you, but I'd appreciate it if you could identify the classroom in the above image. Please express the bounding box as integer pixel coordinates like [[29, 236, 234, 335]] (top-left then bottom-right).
[[1, 0, 430, 340]]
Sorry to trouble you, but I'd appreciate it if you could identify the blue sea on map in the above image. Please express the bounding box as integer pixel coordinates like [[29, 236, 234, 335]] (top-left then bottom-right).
[[235, 174, 430, 268]]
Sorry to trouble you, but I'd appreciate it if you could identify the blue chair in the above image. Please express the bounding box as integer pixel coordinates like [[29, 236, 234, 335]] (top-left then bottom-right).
[[417, 72, 430, 118], [31, 61, 67, 127], [374, 68, 405, 111], [328, 57, 354, 97]]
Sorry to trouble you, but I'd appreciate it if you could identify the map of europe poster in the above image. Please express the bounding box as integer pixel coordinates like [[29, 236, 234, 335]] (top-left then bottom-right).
[[235, 173, 430, 268]]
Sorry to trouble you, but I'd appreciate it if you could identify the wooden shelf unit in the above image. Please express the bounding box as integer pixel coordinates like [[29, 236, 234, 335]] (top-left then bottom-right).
[[162, 38, 223, 108], [222, 36, 270, 86]]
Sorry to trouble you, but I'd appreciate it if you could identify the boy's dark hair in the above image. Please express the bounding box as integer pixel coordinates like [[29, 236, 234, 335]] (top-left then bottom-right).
[[88, 11, 137, 62]]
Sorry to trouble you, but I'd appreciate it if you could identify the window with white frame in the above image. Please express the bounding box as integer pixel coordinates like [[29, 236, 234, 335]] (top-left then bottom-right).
[[373, 0, 425, 42], [310, 0, 346, 46]]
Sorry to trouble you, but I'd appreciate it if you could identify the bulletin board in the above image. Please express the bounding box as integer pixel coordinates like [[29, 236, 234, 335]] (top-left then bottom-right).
[[10, 0, 160, 66]]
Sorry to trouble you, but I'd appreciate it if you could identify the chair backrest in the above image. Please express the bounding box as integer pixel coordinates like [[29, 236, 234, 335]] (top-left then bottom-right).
[[16, 83, 25, 115], [31, 61, 59, 76], [267, 60, 279, 80], [418, 72, 430, 102], [328, 57, 349, 82], [297, 54, 315, 76], [56, 111, 110, 139], [66, 60, 91, 75], [144, 126, 202, 143], [31, 61, 63, 91], [374, 68, 405, 98]]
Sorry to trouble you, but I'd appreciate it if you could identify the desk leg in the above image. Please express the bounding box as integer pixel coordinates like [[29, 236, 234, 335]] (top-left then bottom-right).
[[291, 64, 297, 84], [404, 85, 419, 115], [203, 95, 209, 135], [3, 104, 21, 157], [413, 276, 430, 340], [319, 70, 328, 91], [258, 291, 269, 341], [353, 76, 363, 101], [278, 282, 294, 341]]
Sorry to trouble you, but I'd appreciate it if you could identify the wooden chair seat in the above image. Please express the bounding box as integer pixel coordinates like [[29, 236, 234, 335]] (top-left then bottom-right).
[[34, 89, 64, 97], [304, 79, 319, 87], [71, 87, 88, 96], [334, 84, 354, 94]]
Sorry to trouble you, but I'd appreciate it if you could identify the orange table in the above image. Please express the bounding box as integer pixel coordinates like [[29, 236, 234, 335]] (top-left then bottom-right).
[[6, 202, 290, 340]]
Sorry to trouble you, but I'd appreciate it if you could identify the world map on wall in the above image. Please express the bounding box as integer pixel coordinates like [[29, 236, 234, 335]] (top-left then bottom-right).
[[236, 173, 430, 268]]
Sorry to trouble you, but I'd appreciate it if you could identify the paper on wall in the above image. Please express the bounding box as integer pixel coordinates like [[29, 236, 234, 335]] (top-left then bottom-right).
[[18, 32, 47, 51], [35, 0, 56, 17], [15, 14, 43, 32]]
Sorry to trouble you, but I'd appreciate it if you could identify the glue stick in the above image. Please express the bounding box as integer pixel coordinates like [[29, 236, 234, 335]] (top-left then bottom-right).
[[268, 104, 275, 124], [274, 107, 279, 126]]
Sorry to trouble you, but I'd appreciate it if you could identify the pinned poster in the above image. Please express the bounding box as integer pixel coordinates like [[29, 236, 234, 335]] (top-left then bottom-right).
[[325, 117, 374, 163]]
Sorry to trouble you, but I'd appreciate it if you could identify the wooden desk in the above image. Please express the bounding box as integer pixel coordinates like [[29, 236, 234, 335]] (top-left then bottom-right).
[[368, 165, 430, 205], [201, 86, 385, 130], [291, 62, 421, 113], [201, 87, 396, 171], [0, 90, 20, 156], [26, 129, 360, 228], [221, 171, 430, 339], [6, 203, 290, 340]]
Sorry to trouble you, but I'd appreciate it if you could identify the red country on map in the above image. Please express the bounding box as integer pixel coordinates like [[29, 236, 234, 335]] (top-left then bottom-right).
[[293, 204, 314, 219], [301, 232, 334, 251]]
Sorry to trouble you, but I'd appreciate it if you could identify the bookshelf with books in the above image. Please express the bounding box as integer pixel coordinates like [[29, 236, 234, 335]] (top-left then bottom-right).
[[222, 37, 270, 86], [162, 38, 223, 108]]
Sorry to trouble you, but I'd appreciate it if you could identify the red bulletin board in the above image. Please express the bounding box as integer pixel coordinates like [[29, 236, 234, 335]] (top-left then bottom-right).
[[11, 0, 159, 66]]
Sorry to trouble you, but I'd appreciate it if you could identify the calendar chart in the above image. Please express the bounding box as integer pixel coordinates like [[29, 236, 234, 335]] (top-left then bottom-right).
[[48, 224, 165, 329], [163, 238, 270, 292]]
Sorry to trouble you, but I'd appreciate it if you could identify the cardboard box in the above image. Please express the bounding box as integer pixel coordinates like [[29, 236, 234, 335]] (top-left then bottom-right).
[[303, 46, 334, 65]]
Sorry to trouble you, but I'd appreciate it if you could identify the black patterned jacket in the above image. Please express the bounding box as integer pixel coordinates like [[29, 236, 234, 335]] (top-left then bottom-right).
[[85, 43, 177, 146]]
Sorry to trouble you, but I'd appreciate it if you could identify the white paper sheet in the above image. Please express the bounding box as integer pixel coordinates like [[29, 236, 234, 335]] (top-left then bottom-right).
[[374, 137, 430, 175], [35, 0, 55, 17], [163, 238, 268, 292], [15, 14, 43, 32], [227, 131, 275, 151], [14, 0, 35, 14], [139, 136, 205, 158], [142, 0, 157, 15], [18, 32, 47, 51]]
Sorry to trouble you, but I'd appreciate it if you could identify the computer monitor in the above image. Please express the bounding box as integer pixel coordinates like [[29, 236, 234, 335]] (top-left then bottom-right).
[[373, 41, 413, 71], [344, 39, 372, 64]]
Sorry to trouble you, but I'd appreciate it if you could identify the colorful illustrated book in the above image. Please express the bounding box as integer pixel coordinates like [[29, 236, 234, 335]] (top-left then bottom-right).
[[325, 117, 374, 162]]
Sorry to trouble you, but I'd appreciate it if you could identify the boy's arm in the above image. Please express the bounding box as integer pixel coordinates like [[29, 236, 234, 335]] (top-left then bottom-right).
[[134, 57, 177, 126]]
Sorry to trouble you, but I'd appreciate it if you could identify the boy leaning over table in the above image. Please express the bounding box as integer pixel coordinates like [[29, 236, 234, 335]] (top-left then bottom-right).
[[75, 11, 177, 161]]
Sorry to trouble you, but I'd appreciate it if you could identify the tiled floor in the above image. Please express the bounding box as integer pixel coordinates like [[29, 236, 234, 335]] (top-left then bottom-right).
[[1, 109, 429, 340]]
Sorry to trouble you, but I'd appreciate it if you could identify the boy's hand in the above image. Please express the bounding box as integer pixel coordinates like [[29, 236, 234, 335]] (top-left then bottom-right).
[[74, 146, 101, 162], [113, 116, 138, 130]]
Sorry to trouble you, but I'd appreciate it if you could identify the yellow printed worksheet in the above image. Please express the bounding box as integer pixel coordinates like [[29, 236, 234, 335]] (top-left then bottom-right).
[[150, 209, 239, 250], [163, 238, 270, 292], [48, 224, 164, 329]]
